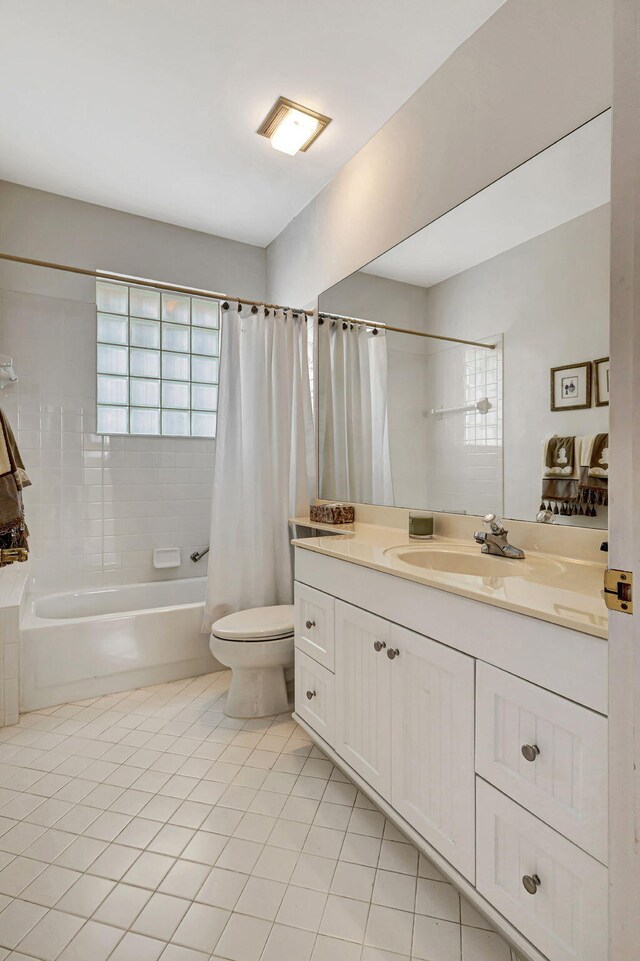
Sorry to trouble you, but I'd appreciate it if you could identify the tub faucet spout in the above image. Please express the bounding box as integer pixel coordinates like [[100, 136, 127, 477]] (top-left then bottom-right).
[[190, 547, 209, 563]]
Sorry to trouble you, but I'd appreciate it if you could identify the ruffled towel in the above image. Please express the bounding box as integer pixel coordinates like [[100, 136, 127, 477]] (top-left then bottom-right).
[[541, 435, 581, 515], [578, 433, 608, 516], [541, 433, 608, 517], [0, 408, 30, 565]]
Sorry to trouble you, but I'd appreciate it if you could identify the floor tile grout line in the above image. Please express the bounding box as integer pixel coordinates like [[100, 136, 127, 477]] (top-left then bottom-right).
[[0, 673, 509, 961]]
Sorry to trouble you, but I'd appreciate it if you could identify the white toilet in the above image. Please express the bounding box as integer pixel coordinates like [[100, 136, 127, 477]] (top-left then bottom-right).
[[210, 605, 295, 718]]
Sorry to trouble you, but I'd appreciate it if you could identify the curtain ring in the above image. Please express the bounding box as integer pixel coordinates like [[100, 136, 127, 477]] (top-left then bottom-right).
[[264, 308, 270, 317], [318, 317, 324, 325], [372, 328, 379, 335], [222, 302, 229, 310], [251, 304, 258, 314], [342, 322, 348, 330], [237, 302, 243, 312]]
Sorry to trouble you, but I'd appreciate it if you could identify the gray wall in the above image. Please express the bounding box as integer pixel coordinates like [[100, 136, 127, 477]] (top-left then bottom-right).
[[320, 272, 430, 329], [266, 0, 612, 307], [0, 181, 266, 301]]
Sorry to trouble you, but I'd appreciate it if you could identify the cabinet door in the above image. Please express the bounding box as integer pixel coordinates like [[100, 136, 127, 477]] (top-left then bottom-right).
[[334, 601, 392, 798], [390, 624, 476, 881]]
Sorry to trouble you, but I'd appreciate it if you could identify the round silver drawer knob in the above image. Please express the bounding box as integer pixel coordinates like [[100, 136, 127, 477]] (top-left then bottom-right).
[[387, 648, 400, 660], [305, 619, 316, 630], [373, 640, 387, 652], [521, 744, 541, 762], [522, 874, 541, 895], [306, 690, 316, 700]]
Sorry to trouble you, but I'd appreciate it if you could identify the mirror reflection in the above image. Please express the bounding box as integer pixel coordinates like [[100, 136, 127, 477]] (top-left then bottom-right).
[[318, 111, 611, 528]]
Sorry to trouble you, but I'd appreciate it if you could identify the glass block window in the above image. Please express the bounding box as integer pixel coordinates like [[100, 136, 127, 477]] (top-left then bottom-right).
[[96, 281, 219, 437], [464, 343, 502, 448]]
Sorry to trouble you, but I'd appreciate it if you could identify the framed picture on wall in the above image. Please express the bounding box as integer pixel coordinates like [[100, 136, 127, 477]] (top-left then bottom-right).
[[594, 356, 610, 406], [550, 361, 592, 411]]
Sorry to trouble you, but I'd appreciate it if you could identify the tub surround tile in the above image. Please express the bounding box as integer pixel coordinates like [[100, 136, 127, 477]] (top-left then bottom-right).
[[4, 367, 215, 594], [0, 301, 216, 724], [0, 572, 27, 728]]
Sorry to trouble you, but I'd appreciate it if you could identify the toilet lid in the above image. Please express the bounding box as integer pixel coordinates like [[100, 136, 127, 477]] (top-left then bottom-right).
[[211, 604, 295, 641]]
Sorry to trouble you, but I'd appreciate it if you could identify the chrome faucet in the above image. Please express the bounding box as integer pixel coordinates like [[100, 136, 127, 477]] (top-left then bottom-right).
[[473, 513, 525, 559]]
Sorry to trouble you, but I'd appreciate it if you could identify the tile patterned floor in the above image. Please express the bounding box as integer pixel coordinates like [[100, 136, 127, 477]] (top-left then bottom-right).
[[0, 672, 522, 961]]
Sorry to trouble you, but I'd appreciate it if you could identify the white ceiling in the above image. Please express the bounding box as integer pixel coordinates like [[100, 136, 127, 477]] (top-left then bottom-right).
[[0, 0, 506, 248], [363, 110, 611, 288]]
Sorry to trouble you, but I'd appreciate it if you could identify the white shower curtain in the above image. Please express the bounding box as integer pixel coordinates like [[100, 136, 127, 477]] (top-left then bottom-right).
[[204, 304, 315, 630], [319, 321, 394, 505]]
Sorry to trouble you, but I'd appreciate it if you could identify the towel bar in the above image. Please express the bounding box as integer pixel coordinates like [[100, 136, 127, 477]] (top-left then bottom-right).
[[431, 397, 491, 418]]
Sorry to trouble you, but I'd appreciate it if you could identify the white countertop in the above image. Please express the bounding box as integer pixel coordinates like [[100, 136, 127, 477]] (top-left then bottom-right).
[[291, 519, 608, 639]]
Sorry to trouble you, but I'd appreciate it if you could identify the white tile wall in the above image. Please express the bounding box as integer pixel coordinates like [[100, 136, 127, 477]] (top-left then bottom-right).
[[0, 288, 214, 593], [0, 605, 20, 725]]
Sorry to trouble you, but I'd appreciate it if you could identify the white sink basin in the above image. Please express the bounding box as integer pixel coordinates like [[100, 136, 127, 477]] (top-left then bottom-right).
[[384, 545, 564, 580]]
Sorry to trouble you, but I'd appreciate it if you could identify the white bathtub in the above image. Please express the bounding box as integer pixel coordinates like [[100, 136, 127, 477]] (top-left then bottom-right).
[[20, 577, 219, 710]]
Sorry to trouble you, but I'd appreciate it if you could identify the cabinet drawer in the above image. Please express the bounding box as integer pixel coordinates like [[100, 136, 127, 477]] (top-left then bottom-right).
[[295, 583, 335, 670], [295, 651, 334, 742], [476, 662, 607, 863], [477, 779, 608, 961]]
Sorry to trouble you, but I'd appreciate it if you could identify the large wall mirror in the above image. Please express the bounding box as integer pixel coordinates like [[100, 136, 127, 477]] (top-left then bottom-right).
[[318, 111, 611, 528]]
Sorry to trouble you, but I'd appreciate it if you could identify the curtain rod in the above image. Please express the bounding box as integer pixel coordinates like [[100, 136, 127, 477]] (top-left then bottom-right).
[[319, 312, 495, 350], [0, 252, 314, 317]]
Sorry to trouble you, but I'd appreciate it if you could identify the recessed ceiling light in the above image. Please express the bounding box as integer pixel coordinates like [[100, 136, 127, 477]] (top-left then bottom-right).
[[257, 97, 331, 156]]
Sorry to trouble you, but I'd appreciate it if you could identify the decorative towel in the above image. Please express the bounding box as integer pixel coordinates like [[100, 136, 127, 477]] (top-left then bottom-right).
[[578, 433, 609, 516], [541, 436, 582, 515], [0, 409, 30, 565]]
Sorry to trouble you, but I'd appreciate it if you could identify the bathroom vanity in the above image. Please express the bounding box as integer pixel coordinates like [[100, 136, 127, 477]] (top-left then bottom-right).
[[291, 522, 608, 961]]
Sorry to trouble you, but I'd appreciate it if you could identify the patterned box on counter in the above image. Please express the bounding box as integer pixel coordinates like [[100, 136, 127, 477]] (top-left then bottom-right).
[[309, 502, 355, 524]]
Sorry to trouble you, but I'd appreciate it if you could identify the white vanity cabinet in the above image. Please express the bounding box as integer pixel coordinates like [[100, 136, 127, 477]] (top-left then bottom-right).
[[292, 547, 609, 961]]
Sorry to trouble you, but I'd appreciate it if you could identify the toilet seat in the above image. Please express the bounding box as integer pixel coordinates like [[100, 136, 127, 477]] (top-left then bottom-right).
[[211, 604, 294, 642]]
